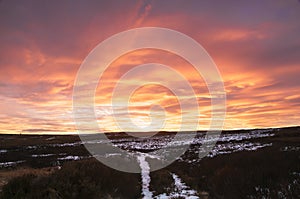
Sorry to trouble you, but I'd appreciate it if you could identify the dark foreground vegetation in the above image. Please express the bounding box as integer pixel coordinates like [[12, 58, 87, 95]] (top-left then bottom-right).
[[0, 160, 141, 199], [0, 126, 299, 198]]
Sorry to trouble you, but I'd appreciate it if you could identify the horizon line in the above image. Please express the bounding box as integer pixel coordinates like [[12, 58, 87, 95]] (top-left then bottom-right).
[[1, 125, 299, 136]]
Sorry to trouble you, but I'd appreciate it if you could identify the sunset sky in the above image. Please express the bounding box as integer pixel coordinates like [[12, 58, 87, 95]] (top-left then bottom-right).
[[1, 0, 300, 134]]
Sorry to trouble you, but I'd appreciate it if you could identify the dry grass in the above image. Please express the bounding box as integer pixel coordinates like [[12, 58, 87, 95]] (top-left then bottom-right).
[[0, 167, 57, 192], [0, 159, 141, 199]]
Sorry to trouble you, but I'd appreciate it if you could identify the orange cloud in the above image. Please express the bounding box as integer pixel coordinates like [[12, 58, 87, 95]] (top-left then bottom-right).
[[1, 1, 300, 134]]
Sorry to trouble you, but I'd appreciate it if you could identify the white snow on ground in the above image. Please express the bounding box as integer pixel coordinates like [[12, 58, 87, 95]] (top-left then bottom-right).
[[50, 142, 82, 147], [207, 142, 273, 158], [0, 160, 25, 168], [104, 153, 122, 158], [137, 154, 153, 199], [280, 146, 300, 152], [58, 155, 86, 161], [155, 173, 199, 199], [0, 149, 7, 154], [137, 153, 199, 199], [112, 130, 275, 151], [31, 154, 55, 157], [45, 136, 56, 140]]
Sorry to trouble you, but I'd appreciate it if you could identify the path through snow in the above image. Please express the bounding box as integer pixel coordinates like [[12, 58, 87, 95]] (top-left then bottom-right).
[[137, 154, 153, 199], [137, 153, 199, 199]]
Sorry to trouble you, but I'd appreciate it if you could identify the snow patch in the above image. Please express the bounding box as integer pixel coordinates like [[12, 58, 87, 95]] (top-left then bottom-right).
[[58, 155, 84, 161], [280, 146, 300, 152], [46, 137, 56, 140], [0, 149, 7, 154], [137, 154, 153, 199], [0, 160, 25, 168], [155, 173, 199, 199], [32, 154, 55, 157]]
